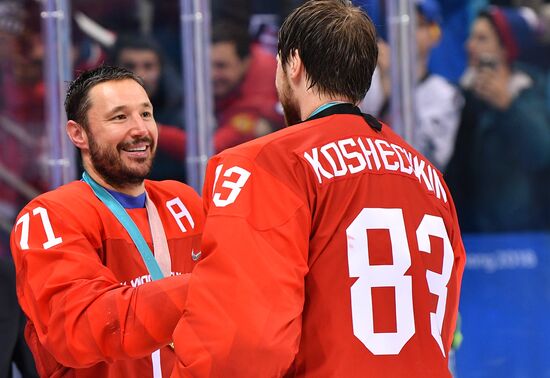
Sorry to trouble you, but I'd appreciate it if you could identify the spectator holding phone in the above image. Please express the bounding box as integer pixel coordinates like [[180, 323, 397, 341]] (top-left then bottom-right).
[[446, 6, 550, 232]]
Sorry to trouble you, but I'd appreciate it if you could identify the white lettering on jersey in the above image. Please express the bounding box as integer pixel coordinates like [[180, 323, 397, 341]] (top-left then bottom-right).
[[303, 149, 334, 183], [375, 139, 399, 172], [303, 137, 447, 203], [320, 142, 348, 177], [357, 137, 381, 170], [413, 156, 434, 192], [212, 165, 251, 207], [16, 207, 63, 250], [166, 198, 195, 232], [347, 208, 455, 356], [338, 138, 367, 174], [391, 144, 414, 175]]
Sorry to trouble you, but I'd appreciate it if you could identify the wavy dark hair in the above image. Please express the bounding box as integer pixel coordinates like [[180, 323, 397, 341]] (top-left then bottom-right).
[[278, 0, 378, 103]]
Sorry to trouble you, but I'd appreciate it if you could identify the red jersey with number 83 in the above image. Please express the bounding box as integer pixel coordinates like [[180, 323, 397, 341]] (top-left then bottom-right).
[[172, 109, 465, 378]]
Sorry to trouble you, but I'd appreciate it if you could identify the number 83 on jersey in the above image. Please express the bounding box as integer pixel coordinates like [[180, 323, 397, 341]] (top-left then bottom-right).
[[346, 207, 454, 357]]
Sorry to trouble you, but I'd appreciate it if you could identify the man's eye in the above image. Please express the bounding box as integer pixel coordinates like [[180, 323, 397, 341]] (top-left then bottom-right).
[[112, 114, 126, 120], [142, 111, 153, 118]]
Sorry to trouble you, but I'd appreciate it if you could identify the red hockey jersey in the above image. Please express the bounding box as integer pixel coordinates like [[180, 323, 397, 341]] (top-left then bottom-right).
[[171, 105, 465, 377], [11, 179, 204, 377]]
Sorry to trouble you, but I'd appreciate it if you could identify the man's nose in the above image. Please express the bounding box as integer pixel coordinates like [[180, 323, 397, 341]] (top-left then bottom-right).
[[129, 114, 149, 136]]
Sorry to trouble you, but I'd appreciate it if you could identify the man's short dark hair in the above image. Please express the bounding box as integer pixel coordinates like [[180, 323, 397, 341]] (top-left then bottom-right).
[[278, 0, 378, 103], [211, 21, 251, 60], [65, 65, 144, 129]]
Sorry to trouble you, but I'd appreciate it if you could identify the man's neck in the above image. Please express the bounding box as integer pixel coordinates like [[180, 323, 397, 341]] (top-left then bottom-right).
[[105, 188, 146, 208], [300, 94, 354, 121]]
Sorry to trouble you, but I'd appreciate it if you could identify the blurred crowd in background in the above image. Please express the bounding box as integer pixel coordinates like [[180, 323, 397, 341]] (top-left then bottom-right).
[[0, 0, 550, 375]]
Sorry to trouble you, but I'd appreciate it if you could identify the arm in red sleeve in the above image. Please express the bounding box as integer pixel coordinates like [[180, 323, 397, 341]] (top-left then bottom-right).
[[172, 155, 309, 377], [10, 198, 190, 368]]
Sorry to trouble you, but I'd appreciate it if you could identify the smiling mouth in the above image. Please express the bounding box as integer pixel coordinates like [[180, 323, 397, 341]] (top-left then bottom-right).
[[123, 146, 148, 152], [119, 137, 154, 156], [120, 144, 152, 160]]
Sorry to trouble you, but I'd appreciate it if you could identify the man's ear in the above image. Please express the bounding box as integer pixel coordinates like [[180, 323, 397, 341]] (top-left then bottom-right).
[[66, 120, 88, 150], [288, 49, 304, 83]]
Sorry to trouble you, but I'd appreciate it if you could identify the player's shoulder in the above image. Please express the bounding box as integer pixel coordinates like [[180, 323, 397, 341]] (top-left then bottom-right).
[[217, 116, 337, 162], [378, 120, 417, 151], [145, 180, 201, 202], [14, 181, 97, 224], [26, 181, 91, 208]]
